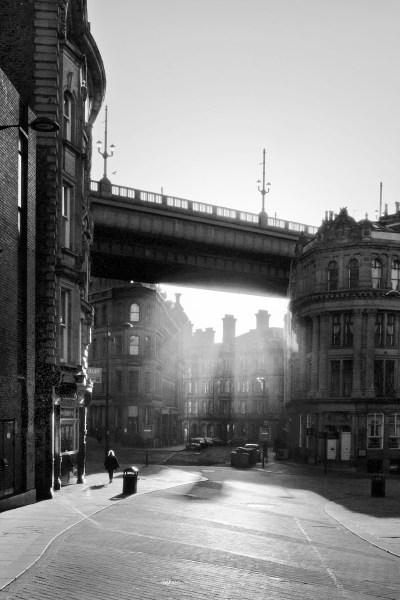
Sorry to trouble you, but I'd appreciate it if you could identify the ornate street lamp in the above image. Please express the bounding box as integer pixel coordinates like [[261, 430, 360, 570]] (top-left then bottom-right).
[[257, 148, 271, 216], [96, 105, 115, 180]]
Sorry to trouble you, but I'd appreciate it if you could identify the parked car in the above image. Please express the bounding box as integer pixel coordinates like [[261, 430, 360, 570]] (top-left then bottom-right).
[[212, 437, 224, 446], [189, 437, 207, 449], [203, 437, 214, 446], [244, 443, 262, 461], [186, 439, 202, 451], [228, 437, 248, 448]]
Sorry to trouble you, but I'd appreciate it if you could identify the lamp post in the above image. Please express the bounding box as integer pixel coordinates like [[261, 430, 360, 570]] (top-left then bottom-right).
[[96, 105, 115, 180], [104, 321, 132, 460], [257, 148, 271, 215]]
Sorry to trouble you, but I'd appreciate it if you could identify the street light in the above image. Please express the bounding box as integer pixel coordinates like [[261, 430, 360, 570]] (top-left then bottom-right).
[[104, 321, 132, 459], [96, 105, 115, 180], [257, 148, 271, 215], [0, 116, 59, 132]]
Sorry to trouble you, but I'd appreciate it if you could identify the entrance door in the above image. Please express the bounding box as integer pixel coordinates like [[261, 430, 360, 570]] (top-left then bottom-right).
[[0, 420, 15, 498], [341, 431, 351, 461]]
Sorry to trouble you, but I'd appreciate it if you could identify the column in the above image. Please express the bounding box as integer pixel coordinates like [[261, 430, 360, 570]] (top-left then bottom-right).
[[318, 314, 329, 397], [365, 310, 375, 397], [352, 310, 363, 397], [310, 316, 319, 396]]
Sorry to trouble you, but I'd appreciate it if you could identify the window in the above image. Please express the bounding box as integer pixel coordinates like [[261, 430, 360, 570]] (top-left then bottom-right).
[[144, 335, 151, 358], [128, 370, 139, 393], [374, 360, 395, 397], [17, 133, 28, 375], [330, 360, 353, 397], [332, 315, 341, 346], [130, 303, 139, 322], [62, 185, 71, 248], [348, 259, 359, 289], [367, 413, 383, 449], [391, 260, 400, 291], [327, 261, 338, 291], [371, 258, 382, 289], [145, 305, 151, 323], [375, 313, 395, 347], [63, 92, 73, 141], [144, 372, 151, 394], [375, 313, 384, 346], [343, 314, 353, 346], [129, 335, 139, 355], [115, 335, 123, 355], [332, 313, 353, 347], [389, 414, 400, 449], [60, 288, 72, 362], [61, 408, 79, 453], [115, 371, 122, 393]]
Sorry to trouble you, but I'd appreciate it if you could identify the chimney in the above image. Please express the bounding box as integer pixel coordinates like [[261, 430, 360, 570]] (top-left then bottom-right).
[[256, 310, 270, 332], [175, 293, 181, 305], [222, 314, 236, 343], [396, 202, 400, 214]]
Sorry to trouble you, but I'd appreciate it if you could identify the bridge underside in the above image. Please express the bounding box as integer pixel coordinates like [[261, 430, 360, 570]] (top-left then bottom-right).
[[91, 226, 291, 297]]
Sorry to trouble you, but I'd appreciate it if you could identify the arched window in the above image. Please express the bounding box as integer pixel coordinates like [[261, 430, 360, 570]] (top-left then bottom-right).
[[348, 259, 359, 289], [63, 92, 73, 141], [391, 260, 400, 291], [327, 261, 338, 291], [371, 258, 382, 289], [130, 303, 139, 322]]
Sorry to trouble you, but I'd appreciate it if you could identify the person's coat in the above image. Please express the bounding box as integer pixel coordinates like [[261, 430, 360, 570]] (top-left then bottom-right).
[[104, 454, 119, 472]]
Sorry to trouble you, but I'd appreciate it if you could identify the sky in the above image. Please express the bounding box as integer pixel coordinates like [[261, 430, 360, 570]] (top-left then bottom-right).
[[87, 0, 400, 340]]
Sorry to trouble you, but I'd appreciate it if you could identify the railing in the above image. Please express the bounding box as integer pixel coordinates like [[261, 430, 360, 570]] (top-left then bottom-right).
[[90, 180, 318, 236]]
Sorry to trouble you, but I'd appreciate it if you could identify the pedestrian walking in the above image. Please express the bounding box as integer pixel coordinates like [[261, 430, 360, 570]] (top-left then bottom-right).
[[104, 449, 120, 483]]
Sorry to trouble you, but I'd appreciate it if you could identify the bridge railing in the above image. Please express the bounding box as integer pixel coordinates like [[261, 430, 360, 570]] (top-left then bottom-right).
[[90, 181, 318, 236]]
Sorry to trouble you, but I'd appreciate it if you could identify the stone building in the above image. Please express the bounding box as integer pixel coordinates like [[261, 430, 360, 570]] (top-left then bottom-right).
[[182, 311, 285, 445], [88, 281, 191, 448], [287, 207, 400, 472], [0, 68, 37, 510], [0, 0, 106, 499]]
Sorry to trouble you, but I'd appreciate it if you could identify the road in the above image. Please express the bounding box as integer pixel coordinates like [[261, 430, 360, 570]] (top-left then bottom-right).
[[1, 465, 399, 600]]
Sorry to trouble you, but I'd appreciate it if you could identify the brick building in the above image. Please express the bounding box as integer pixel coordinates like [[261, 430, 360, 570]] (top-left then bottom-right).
[[0, 68, 37, 509], [182, 311, 285, 445], [89, 281, 191, 448], [0, 1, 106, 499], [287, 207, 400, 472]]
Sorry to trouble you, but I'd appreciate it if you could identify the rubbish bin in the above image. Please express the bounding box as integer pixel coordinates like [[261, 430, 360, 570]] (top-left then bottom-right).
[[371, 474, 385, 497], [122, 466, 139, 495], [235, 447, 250, 468]]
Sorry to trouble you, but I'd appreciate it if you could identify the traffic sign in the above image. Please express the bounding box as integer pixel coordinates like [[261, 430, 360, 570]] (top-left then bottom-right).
[[87, 367, 102, 383]]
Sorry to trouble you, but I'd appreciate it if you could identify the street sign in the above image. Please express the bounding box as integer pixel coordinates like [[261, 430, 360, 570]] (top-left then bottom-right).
[[142, 425, 154, 440], [87, 367, 102, 383], [259, 427, 270, 442]]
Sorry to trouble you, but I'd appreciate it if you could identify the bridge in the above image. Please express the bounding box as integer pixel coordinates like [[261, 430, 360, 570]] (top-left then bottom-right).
[[89, 180, 317, 296]]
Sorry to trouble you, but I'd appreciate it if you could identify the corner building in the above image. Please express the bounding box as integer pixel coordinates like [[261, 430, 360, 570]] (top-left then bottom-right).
[[89, 281, 191, 448], [287, 207, 400, 472], [0, 1, 106, 498]]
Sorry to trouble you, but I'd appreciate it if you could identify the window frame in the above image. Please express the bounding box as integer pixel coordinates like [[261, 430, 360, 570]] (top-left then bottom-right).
[[130, 303, 140, 322], [327, 260, 339, 291], [367, 413, 383, 449], [371, 257, 382, 289], [129, 334, 139, 356], [348, 258, 359, 289]]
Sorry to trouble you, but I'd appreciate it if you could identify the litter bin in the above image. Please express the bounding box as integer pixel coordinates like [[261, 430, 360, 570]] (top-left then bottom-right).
[[371, 474, 385, 497], [122, 466, 139, 495]]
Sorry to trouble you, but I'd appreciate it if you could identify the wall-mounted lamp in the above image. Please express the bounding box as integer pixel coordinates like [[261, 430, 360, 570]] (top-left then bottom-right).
[[0, 116, 60, 133]]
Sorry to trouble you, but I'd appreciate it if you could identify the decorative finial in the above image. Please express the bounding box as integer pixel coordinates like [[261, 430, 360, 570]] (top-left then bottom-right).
[[96, 105, 115, 180]]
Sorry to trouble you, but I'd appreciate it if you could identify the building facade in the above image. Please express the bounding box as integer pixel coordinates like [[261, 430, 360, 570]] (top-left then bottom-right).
[[88, 281, 191, 448], [0, 0, 106, 499], [182, 311, 285, 445], [0, 68, 37, 509], [287, 207, 400, 472]]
